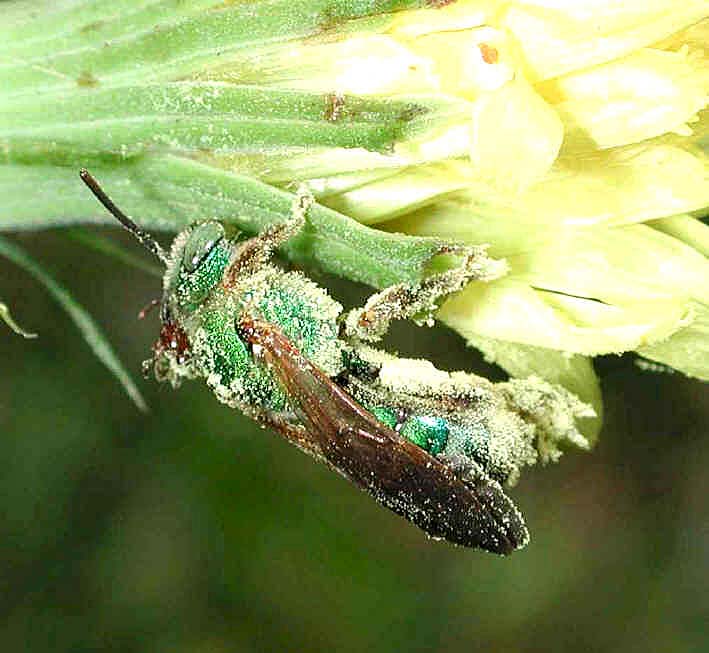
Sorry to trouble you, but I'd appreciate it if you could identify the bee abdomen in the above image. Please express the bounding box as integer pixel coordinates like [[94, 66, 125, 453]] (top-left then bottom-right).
[[368, 406, 450, 456]]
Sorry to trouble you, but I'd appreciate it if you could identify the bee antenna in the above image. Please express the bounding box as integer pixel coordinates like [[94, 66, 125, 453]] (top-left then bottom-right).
[[79, 168, 168, 265]]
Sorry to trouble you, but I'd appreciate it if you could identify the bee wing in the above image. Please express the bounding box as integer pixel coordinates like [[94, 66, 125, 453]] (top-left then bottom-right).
[[242, 318, 528, 555]]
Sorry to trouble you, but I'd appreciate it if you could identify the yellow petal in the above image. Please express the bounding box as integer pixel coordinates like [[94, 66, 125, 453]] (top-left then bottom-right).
[[395, 109, 474, 164], [506, 224, 709, 306], [520, 144, 709, 226], [539, 47, 709, 149], [439, 279, 692, 355], [254, 35, 440, 95], [469, 77, 563, 191], [649, 213, 709, 257], [384, 144, 709, 248], [654, 15, 709, 52], [638, 301, 709, 380], [403, 26, 518, 98], [388, 0, 495, 39], [529, 144, 707, 227], [319, 161, 472, 224], [501, 0, 709, 81]]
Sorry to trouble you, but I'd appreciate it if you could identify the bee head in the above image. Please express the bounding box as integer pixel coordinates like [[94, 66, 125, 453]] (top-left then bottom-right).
[[160, 221, 234, 318], [79, 169, 236, 383]]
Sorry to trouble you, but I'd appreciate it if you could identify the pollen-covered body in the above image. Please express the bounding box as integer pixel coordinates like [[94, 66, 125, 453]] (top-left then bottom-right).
[[82, 170, 590, 553], [194, 266, 345, 411], [154, 219, 590, 498], [344, 348, 589, 487]]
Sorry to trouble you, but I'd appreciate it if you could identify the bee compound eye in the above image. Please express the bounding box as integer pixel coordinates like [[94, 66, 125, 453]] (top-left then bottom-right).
[[182, 222, 225, 272]]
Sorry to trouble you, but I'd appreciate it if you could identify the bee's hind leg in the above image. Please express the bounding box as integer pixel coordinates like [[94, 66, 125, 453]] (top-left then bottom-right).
[[342, 244, 506, 343], [224, 184, 313, 285]]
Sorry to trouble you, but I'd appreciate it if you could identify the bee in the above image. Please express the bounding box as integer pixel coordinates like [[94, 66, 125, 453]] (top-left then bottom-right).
[[80, 169, 590, 555]]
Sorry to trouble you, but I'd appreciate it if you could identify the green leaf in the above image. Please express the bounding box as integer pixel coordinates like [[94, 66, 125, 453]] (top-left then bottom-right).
[[0, 300, 37, 339], [1, 85, 434, 161], [0, 157, 449, 289], [0, 235, 148, 411], [137, 156, 447, 288], [1, 0, 429, 99]]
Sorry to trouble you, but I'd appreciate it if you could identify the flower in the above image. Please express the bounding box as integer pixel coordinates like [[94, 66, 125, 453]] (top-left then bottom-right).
[[196, 0, 709, 438], [1, 0, 707, 435]]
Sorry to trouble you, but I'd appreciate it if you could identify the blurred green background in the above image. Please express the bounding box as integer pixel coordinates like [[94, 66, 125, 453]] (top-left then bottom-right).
[[1, 229, 707, 653]]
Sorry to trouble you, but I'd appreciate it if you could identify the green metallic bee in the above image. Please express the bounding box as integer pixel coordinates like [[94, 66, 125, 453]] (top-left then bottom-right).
[[80, 169, 591, 555]]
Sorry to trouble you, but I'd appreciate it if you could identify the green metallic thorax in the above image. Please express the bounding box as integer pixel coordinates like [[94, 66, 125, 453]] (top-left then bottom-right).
[[156, 223, 345, 414], [193, 265, 345, 411]]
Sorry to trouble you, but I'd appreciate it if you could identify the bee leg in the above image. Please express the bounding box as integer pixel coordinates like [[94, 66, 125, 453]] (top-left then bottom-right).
[[223, 184, 314, 285], [342, 244, 506, 343]]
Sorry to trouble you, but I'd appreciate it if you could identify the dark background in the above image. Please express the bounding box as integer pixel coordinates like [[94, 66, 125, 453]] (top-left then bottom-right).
[[2, 229, 707, 653]]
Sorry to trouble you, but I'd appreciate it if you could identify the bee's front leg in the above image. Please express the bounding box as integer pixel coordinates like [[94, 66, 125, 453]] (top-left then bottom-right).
[[342, 244, 507, 343], [223, 184, 313, 285]]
